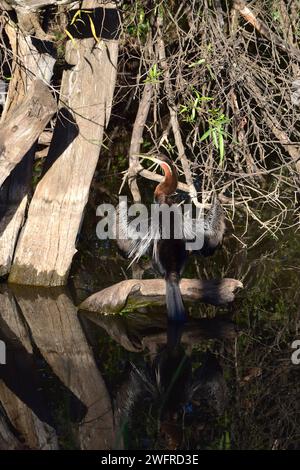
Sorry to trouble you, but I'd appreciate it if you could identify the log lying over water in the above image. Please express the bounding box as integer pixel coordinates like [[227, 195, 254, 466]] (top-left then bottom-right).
[[0, 79, 56, 188], [79, 278, 243, 315]]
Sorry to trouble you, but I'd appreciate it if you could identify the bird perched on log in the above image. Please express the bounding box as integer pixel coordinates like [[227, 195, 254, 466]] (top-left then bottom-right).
[[115, 154, 225, 323]]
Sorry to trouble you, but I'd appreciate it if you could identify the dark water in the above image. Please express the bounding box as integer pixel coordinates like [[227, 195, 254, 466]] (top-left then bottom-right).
[[0, 193, 300, 450]]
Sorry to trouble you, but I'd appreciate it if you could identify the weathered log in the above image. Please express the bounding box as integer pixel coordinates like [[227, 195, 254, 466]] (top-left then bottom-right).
[[0, 154, 32, 277], [12, 286, 115, 449], [0, 79, 56, 187], [0, 23, 56, 277], [79, 278, 243, 315], [9, 1, 119, 286]]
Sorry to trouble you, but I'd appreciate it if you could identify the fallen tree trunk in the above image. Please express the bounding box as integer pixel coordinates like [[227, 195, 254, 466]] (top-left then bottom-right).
[[0, 22, 56, 277], [9, 1, 119, 286], [79, 278, 243, 315], [0, 79, 56, 187]]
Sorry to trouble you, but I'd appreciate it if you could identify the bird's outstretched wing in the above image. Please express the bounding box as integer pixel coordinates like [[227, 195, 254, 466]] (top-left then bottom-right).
[[183, 196, 225, 256], [114, 202, 159, 265], [201, 196, 225, 256], [114, 195, 225, 263]]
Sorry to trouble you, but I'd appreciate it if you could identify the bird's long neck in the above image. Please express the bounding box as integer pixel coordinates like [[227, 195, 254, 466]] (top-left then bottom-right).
[[154, 162, 178, 204]]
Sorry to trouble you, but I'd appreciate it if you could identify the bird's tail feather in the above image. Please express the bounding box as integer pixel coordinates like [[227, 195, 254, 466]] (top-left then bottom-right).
[[166, 274, 186, 323]]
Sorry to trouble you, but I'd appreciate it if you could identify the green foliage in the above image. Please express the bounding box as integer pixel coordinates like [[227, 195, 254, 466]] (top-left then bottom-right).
[[179, 86, 230, 165], [144, 64, 162, 84], [199, 109, 231, 165], [179, 89, 213, 123]]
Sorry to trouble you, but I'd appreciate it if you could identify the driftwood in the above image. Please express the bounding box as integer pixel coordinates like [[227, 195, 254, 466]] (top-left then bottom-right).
[[9, 1, 119, 286], [0, 79, 56, 187], [79, 278, 243, 315]]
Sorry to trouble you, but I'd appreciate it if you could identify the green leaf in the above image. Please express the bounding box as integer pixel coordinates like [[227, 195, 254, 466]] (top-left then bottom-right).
[[188, 58, 206, 68], [219, 132, 224, 164], [199, 129, 211, 141], [212, 128, 218, 148]]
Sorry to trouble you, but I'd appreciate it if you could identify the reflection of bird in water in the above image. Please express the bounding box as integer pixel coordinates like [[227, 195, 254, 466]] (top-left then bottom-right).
[[116, 154, 225, 323], [191, 350, 228, 417], [114, 323, 228, 450]]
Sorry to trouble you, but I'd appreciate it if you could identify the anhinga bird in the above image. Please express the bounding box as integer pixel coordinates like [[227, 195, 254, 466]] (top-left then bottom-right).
[[116, 154, 225, 323]]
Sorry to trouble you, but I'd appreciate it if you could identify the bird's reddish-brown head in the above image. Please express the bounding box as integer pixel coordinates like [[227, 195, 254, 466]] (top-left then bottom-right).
[[140, 154, 178, 202]]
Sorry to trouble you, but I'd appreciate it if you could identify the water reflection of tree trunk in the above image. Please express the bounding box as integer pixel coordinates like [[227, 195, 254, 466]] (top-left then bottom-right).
[[0, 287, 58, 449], [0, 411, 23, 450], [13, 287, 115, 450], [0, 286, 115, 449], [0, 381, 58, 449]]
